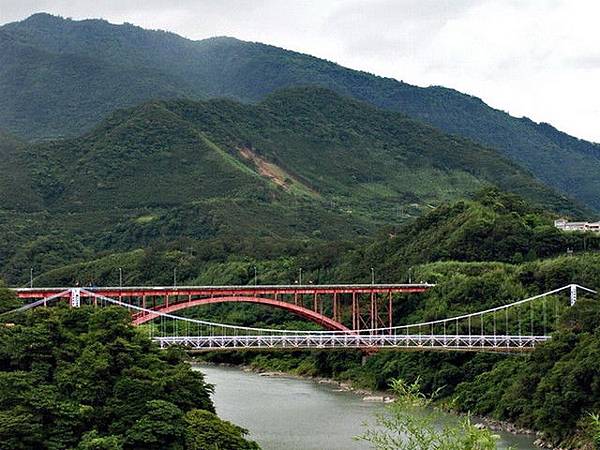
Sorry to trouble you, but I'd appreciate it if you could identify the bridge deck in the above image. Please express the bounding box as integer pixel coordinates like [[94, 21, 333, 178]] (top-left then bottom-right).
[[14, 283, 434, 299], [154, 334, 550, 352]]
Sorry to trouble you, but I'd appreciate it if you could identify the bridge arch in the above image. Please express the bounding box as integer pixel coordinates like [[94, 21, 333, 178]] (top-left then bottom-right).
[[132, 296, 350, 331]]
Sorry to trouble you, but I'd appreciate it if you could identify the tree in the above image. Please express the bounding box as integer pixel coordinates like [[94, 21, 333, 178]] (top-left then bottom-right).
[[0, 282, 20, 315], [0, 306, 259, 449], [183, 409, 260, 450], [123, 400, 186, 450], [77, 431, 123, 450]]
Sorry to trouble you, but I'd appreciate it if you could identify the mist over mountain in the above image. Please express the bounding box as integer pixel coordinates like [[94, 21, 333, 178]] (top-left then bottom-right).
[[1, 13, 599, 211]]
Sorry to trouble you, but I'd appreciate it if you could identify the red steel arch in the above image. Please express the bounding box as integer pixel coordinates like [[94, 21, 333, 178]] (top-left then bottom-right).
[[132, 296, 350, 331]]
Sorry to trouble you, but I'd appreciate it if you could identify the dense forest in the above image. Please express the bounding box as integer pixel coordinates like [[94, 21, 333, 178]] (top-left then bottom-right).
[[0, 88, 584, 285], [7, 189, 600, 448], [26, 189, 600, 288], [0, 288, 259, 450], [2, 14, 599, 211]]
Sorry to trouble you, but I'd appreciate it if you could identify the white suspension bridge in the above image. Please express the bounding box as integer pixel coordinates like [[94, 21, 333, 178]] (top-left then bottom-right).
[[7, 283, 597, 352]]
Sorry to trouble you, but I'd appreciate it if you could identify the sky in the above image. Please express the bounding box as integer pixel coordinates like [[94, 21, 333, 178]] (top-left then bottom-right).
[[1, 0, 599, 142]]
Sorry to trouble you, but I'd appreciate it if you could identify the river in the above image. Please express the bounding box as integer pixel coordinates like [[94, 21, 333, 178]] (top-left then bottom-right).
[[196, 365, 537, 450]]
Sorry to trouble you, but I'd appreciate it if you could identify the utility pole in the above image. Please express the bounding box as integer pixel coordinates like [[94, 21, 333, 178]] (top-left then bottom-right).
[[408, 267, 412, 284], [173, 268, 177, 288], [253, 266, 257, 286], [30, 268, 33, 288], [119, 268, 123, 288], [299, 268, 303, 285], [371, 267, 375, 285]]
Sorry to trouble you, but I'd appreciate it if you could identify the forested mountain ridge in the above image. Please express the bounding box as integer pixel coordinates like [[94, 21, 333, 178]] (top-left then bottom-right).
[[1, 13, 600, 211], [0, 88, 583, 283], [2, 87, 579, 216]]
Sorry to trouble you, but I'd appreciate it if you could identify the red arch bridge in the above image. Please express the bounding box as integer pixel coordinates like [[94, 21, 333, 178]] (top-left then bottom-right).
[[10, 283, 597, 352]]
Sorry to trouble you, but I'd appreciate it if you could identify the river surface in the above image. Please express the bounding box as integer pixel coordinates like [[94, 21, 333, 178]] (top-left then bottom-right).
[[196, 365, 537, 450]]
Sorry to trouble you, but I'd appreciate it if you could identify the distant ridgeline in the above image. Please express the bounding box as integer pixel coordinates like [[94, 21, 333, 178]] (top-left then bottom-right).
[[0, 13, 599, 211]]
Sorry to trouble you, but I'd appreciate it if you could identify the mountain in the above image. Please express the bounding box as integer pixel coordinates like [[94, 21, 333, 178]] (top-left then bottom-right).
[[334, 188, 600, 284], [0, 87, 581, 281], [1, 13, 599, 211], [4, 87, 578, 215]]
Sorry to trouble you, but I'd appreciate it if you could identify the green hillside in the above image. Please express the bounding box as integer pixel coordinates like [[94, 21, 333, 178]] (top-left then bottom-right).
[[0, 89, 583, 283], [28, 188, 597, 287], [10, 87, 578, 215], [0, 131, 40, 210], [1, 14, 599, 211]]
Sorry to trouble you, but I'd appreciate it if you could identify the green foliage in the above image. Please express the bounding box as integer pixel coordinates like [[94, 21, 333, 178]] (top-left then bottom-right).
[[588, 413, 600, 449], [184, 409, 260, 450], [0, 306, 259, 449], [0, 281, 20, 313], [77, 431, 123, 450], [123, 400, 185, 450], [13, 189, 595, 290], [334, 188, 599, 286], [357, 378, 502, 450], [10, 89, 580, 219]]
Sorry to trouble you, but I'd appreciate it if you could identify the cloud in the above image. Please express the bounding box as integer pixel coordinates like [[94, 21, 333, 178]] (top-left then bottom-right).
[[0, 0, 598, 142]]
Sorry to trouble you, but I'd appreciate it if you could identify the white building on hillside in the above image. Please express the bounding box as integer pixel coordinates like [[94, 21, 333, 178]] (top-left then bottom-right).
[[554, 219, 600, 233]]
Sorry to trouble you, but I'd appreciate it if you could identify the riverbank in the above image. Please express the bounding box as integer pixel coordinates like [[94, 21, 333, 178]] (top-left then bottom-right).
[[192, 359, 546, 449], [194, 360, 392, 400], [193, 347, 591, 450], [195, 363, 539, 450]]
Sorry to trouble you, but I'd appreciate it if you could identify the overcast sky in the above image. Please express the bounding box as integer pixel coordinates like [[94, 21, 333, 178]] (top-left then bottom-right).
[[1, 0, 599, 142]]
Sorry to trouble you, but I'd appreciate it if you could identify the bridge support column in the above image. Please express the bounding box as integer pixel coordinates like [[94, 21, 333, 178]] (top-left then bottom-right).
[[388, 291, 393, 328], [361, 348, 378, 365], [352, 292, 357, 330], [370, 291, 375, 329], [70, 288, 81, 308], [333, 293, 337, 322]]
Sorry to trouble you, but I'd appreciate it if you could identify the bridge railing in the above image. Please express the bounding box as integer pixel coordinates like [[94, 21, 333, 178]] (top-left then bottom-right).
[[153, 334, 552, 351]]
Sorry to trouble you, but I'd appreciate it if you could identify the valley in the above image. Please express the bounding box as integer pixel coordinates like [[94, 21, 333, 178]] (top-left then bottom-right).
[[1, 10, 599, 450]]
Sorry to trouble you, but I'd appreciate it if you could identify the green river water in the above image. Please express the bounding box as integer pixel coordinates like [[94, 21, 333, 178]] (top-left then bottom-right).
[[196, 365, 537, 450]]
